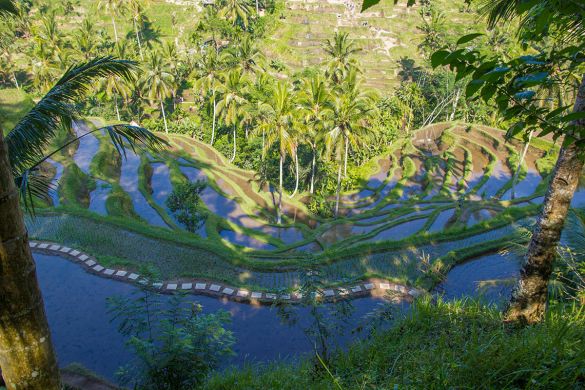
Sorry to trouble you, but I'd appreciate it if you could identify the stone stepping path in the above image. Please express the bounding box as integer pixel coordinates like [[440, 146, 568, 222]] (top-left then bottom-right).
[[30, 240, 421, 305]]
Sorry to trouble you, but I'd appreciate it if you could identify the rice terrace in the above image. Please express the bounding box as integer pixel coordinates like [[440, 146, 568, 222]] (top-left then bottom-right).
[[1, 0, 584, 389], [27, 119, 557, 296]]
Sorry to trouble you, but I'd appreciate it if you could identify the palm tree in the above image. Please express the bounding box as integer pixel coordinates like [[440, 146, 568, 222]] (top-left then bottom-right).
[[74, 17, 98, 60], [128, 0, 148, 60], [254, 81, 296, 223], [324, 72, 376, 215], [141, 52, 174, 133], [298, 75, 331, 194], [219, 0, 252, 29], [0, 56, 166, 390], [323, 32, 361, 83], [98, 0, 124, 42], [216, 69, 248, 162], [221, 35, 264, 74], [476, 0, 585, 324], [195, 49, 223, 145], [104, 72, 132, 121]]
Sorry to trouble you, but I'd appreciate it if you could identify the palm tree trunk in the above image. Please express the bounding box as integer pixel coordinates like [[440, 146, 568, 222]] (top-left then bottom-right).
[[343, 135, 349, 178], [0, 131, 61, 390], [290, 150, 299, 198], [133, 18, 144, 60], [114, 94, 121, 121], [335, 162, 342, 216], [310, 145, 316, 194], [277, 152, 283, 224], [511, 130, 533, 200], [230, 124, 237, 162], [211, 93, 216, 145], [505, 75, 585, 324], [450, 87, 461, 121], [111, 14, 118, 42], [160, 98, 168, 134], [12, 72, 19, 89], [256, 0, 259, 13]]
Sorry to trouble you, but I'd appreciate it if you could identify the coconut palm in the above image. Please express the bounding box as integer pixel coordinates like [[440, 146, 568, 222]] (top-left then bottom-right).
[[298, 75, 331, 194], [195, 48, 224, 145], [473, 0, 585, 324], [254, 81, 297, 223], [74, 17, 98, 60], [128, 0, 148, 60], [221, 35, 264, 74], [323, 32, 361, 83], [98, 0, 125, 42], [219, 0, 252, 29], [141, 52, 174, 133], [104, 72, 133, 121], [324, 73, 376, 215], [216, 68, 249, 162], [0, 56, 166, 390]]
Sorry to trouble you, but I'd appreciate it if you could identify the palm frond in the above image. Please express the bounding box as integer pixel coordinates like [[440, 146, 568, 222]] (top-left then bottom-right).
[[6, 56, 137, 176]]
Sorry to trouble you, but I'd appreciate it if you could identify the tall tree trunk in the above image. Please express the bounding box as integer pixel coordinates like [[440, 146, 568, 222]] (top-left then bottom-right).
[[343, 135, 348, 178], [335, 162, 342, 216], [277, 152, 283, 224], [449, 87, 461, 122], [114, 94, 121, 121], [290, 150, 299, 198], [111, 15, 118, 42], [160, 98, 169, 134], [0, 131, 61, 389], [511, 130, 533, 200], [230, 124, 236, 162], [211, 93, 216, 145], [133, 19, 144, 60], [256, 0, 259, 13], [12, 72, 19, 90], [310, 145, 316, 194], [505, 76, 585, 324]]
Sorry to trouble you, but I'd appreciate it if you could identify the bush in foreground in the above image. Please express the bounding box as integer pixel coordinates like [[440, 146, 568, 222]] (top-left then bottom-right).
[[205, 297, 585, 389]]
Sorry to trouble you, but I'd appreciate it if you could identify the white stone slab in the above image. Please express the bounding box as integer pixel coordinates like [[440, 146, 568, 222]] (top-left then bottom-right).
[[195, 283, 206, 290], [49, 244, 61, 251], [408, 289, 421, 297], [281, 294, 291, 300], [294, 293, 303, 299], [237, 290, 249, 297], [128, 273, 139, 280], [395, 285, 407, 293], [38, 243, 49, 249], [181, 283, 193, 290], [351, 286, 362, 293], [85, 260, 96, 267], [338, 288, 350, 296], [364, 283, 374, 290], [103, 269, 115, 276], [209, 284, 221, 292], [115, 271, 127, 277], [59, 247, 71, 253], [265, 293, 277, 299], [70, 250, 80, 256], [379, 283, 391, 290], [166, 284, 178, 290], [152, 282, 163, 289], [323, 289, 335, 297], [29, 242, 38, 248], [93, 265, 104, 272], [251, 292, 262, 299], [78, 254, 89, 261], [223, 288, 234, 295]]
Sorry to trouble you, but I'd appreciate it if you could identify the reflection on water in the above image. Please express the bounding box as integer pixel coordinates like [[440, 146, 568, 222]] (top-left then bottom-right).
[[47, 158, 64, 207], [88, 179, 111, 216], [36, 253, 392, 382], [119, 152, 167, 227]]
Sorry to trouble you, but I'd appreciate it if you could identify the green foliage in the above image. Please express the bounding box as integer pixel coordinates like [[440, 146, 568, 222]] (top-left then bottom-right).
[[166, 181, 207, 233], [205, 298, 585, 389], [108, 291, 235, 390]]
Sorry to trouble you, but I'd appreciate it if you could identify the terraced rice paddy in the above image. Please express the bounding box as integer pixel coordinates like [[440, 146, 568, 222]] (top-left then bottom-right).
[[27, 120, 569, 292]]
